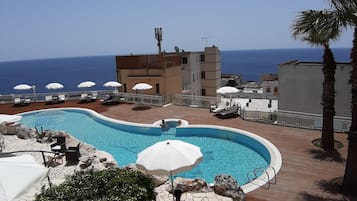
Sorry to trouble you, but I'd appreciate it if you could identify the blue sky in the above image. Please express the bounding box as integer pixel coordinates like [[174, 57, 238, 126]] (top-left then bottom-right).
[[0, 0, 353, 61]]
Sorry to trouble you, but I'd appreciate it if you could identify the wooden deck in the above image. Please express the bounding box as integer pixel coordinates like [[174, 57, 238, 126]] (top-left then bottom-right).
[[0, 101, 355, 201]]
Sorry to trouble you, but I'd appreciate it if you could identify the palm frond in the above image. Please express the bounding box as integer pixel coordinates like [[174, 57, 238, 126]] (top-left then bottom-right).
[[291, 9, 342, 46], [330, 0, 357, 25]]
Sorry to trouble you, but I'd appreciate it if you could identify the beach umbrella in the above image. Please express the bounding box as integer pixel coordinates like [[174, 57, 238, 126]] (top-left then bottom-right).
[[216, 86, 239, 94], [132, 83, 152, 105], [13, 84, 32, 91], [132, 83, 152, 91], [45, 82, 64, 90], [13, 84, 37, 100], [0, 114, 22, 124], [77, 81, 96, 88], [103, 81, 122, 88], [0, 155, 48, 201], [103, 81, 122, 93], [136, 140, 203, 193], [216, 86, 239, 107]]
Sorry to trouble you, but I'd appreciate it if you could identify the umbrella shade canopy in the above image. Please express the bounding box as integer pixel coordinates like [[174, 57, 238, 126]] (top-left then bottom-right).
[[0, 114, 22, 124], [77, 81, 96, 88], [103, 81, 122, 88], [132, 83, 152, 91], [13, 84, 32, 91], [216, 86, 239, 94], [45, 82, 64, 90], [0, 155, 48, 201], [136, 140, 203, 176]]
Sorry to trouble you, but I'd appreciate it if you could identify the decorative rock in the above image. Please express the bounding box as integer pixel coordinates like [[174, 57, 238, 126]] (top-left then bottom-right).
[[16, 126, 32, 139], [172, 177, 211, 193], [214, 174, 245, 201]]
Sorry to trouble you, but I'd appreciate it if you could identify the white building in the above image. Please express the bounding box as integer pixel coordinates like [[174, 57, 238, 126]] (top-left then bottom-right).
[[278, 60, 351, 131]]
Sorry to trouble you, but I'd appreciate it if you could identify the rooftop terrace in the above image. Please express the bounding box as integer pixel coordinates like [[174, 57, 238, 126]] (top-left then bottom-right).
[[0, 101, 354, 201]]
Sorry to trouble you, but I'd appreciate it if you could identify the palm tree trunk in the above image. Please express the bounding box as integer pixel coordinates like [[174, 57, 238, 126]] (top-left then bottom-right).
[[321, 45, 336, 150], [343, 26, 357, 195]]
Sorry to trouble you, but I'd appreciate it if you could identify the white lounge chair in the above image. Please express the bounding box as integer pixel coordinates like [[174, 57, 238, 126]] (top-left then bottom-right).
[[13, 98, 21, 106], [45, 95, 53, 104], [58, 94, 66, 102]]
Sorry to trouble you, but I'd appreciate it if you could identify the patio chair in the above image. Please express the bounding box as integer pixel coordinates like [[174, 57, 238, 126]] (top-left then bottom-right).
[[65, 143, 81, 162], [50, 136, 66, 153]]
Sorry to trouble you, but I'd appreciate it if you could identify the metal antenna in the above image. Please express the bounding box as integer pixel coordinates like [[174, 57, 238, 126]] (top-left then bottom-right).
[[155, 27, 163, 54]]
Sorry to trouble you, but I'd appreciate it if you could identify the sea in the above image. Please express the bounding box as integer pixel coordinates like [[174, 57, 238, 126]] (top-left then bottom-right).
[[0, 48, 351, 95]]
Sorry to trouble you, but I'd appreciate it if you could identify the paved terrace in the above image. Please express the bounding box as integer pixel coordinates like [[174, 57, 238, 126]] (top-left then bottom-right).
[[0, 101, 355, 201]]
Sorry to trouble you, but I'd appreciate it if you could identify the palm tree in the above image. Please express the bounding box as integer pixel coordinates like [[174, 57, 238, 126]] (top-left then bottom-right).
[[329, 0, 357, 195], [292, 10, 342, 150]]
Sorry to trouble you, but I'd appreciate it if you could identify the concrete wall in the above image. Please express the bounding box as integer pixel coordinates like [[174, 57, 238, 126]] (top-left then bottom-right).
[[118, 65, 182, 98], [201, 46, 221, 96], [279, 61, 351, 118]]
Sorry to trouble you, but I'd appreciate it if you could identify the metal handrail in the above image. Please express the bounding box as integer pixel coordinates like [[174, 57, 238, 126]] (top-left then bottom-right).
[[246, 166, 277, 189]]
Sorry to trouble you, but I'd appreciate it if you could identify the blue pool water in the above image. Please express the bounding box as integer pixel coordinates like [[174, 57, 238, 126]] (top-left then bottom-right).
[[20, 109, 270, 184]]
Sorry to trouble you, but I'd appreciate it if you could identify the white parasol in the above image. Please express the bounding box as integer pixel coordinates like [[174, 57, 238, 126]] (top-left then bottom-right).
[[216, 86, 239, 107], [132, 83, 152, 91], [0, 114, 22, 124], [77, 81, 96, 88], [103, 81, 122, 88], [136, 140, 203, 191], [45, 82, 64, 90], [0, 155, 48, 201], [13, 84, 32, 91]]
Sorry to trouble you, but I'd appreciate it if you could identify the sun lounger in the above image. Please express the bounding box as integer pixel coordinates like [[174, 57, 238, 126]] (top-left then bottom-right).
[[79, 93, 96, 103], [23, 98, 31, 105], [215, 105, 240, 119], [13, 97, 31, 106], [46, 95, 64, 104], [100, 94, 124, 105], [58, 94, 66, 103], [13, 98, 22, 106]]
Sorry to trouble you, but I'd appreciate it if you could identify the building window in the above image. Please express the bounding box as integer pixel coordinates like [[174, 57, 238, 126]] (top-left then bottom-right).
[[200, 54, 205, 62], [201, 71, 206, 79], [182, 57, 188, 64], [123, 83, 127, 92], [201, 88, 206, 96], [266, 87, 271, 93], [192, 73, 195, 82], [156, 83, 160, 94], [274, 87, 278, 93]]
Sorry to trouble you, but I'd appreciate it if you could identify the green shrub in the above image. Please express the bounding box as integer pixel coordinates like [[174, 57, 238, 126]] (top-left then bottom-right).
[[35, 168, 156, 201]]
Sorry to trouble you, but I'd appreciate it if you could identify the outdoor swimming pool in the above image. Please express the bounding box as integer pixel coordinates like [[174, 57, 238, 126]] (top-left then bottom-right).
[[20, 108, 281, 191]]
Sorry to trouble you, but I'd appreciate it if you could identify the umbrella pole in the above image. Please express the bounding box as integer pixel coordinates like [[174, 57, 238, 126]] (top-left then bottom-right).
[[170, 172, 175, 201]]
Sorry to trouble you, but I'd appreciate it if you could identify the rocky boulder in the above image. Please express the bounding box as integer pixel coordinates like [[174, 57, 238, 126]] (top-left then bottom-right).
[[214, 174, 245, 201], [172, 177, 211, 193]]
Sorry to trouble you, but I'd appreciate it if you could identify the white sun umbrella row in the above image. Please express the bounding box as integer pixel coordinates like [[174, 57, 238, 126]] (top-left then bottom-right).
[[13, 81, 122, 91]]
